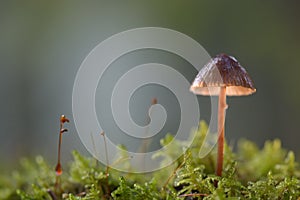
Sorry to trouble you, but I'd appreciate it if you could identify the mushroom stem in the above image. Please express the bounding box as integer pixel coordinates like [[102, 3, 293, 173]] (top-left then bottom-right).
[[216, 86, 227, 176]]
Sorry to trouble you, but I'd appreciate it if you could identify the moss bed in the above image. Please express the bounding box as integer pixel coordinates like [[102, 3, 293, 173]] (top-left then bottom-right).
[[1, 121, 299, 199]]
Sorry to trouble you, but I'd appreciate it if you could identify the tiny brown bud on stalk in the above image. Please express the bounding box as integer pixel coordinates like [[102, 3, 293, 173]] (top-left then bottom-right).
[[55, 115, 70, 188]]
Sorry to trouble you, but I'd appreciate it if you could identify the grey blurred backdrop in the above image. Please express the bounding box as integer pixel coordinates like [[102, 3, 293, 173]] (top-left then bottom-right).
[[1, 1, 300, 168]]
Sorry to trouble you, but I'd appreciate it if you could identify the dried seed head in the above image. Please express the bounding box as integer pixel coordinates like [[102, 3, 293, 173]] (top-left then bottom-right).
[[60, 128, 68, 133], [151, 98, 158, 105], [60, 115, 70, 124]]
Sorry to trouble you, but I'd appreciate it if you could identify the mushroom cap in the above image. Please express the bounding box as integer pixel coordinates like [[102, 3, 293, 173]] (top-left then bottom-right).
[[190, 53, 256, 96]]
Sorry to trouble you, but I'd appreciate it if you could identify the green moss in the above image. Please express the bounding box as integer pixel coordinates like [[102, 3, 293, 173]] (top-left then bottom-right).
[[1, 121, 300, 199]]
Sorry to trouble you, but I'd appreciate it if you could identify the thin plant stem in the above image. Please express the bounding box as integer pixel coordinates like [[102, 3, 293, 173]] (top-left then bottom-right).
[[56, 130, 62, 171], [47, 189, 58, 200], [90, 132, 99, 167], [137, 98, 157, 171], [162, 152, 190, 191], [55, 115, 69, 190], [101, 131, 110, 196]]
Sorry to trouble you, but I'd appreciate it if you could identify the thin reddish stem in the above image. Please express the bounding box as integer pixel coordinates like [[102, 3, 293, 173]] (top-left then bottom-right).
[[57, 130, 62, 165], [55, 119, 64, 174], [54, 115, 69, 192]]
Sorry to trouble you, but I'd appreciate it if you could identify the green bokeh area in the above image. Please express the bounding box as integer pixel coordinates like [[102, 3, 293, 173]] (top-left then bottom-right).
[[0, 0, 300, 169]]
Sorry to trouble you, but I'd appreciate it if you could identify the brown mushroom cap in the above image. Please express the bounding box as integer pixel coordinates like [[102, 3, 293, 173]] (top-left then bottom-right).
[[190, 53, 256, 96]]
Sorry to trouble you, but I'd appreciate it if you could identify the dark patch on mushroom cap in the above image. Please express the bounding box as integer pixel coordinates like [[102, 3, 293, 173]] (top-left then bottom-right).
[[190, 53, 256, 96]]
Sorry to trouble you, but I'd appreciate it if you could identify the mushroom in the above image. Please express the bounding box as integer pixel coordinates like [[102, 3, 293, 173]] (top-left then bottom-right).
[[190, 53, 256, 176]]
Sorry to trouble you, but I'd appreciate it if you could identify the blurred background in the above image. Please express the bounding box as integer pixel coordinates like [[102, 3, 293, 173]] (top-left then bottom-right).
[[1, 1, 300, 169]]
